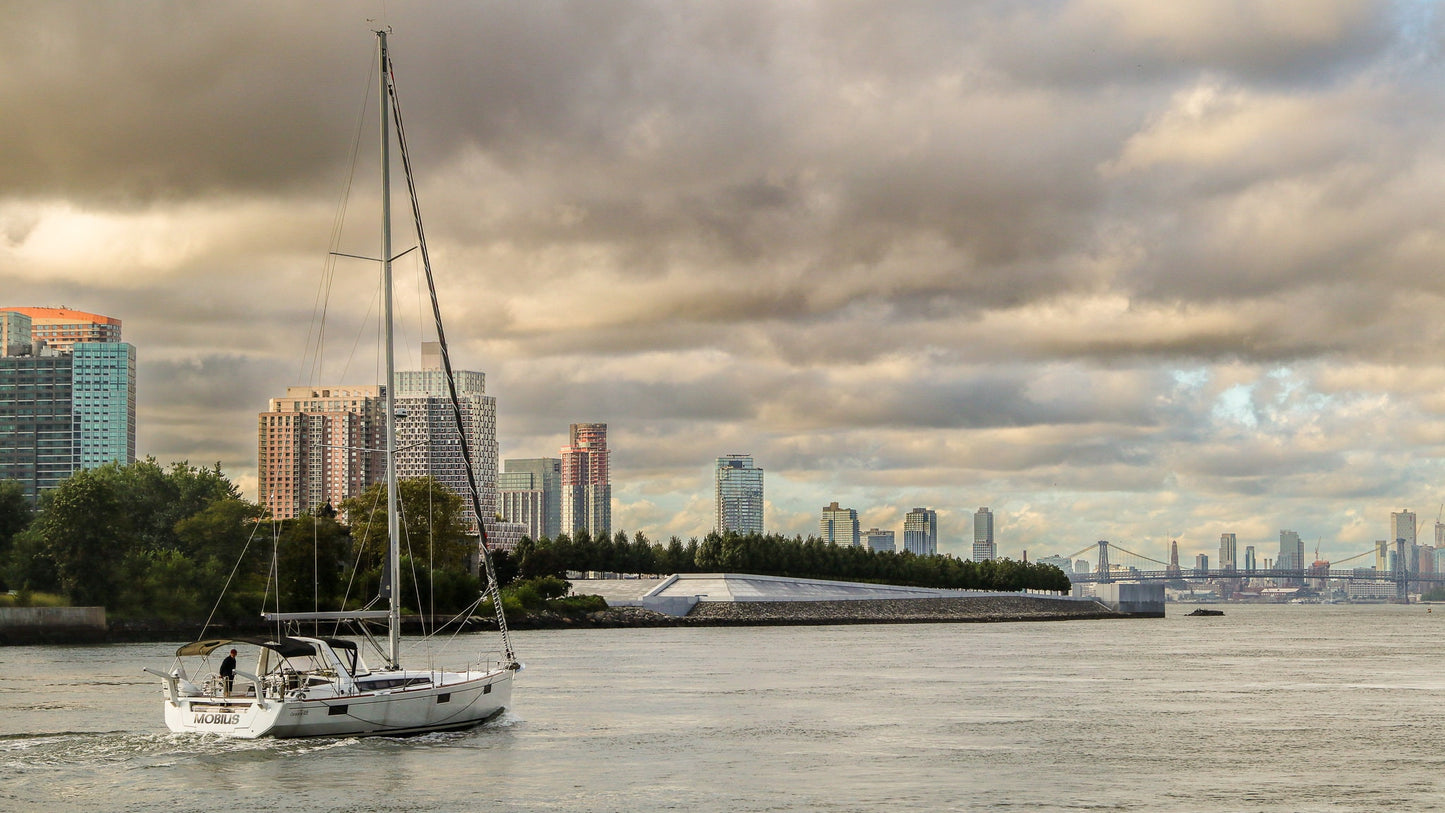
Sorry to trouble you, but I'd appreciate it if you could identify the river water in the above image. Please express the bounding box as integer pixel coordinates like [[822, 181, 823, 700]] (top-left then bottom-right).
[[2, 604, 1444, 811]]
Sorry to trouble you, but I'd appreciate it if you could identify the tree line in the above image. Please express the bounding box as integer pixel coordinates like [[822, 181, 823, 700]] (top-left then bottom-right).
[[0, 460, 491, 621], [514, 529, 1072, 593]]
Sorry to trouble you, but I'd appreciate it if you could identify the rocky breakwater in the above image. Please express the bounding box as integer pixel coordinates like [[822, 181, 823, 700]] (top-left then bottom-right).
[[682, 595, 1124, 626]]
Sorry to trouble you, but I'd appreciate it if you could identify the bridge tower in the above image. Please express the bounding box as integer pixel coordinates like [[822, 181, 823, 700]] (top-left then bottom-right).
[[1396, 537, 1410, 602], [1097, 540, 1112, 583]]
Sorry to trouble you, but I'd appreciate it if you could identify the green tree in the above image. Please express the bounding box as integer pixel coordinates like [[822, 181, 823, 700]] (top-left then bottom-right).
[[0, 480, 33, 591], [28, 459, 259, 615], [341, 477, 472, 575], [35, 466, 132, 607], [273, 514, 352, 613]]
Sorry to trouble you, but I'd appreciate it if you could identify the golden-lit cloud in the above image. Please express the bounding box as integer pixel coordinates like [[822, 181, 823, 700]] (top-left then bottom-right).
[[2, 0, 1443, 563]]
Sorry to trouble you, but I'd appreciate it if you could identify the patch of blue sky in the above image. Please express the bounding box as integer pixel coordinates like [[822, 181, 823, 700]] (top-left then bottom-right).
[[1212, 383, 1259, 429]]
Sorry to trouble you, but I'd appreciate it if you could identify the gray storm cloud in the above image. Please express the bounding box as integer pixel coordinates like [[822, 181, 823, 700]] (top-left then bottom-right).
[[1, 0, 1442, 560]]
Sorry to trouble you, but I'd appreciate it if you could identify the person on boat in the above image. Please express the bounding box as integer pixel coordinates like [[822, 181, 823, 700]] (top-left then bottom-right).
[[220, 649, 237, 696]]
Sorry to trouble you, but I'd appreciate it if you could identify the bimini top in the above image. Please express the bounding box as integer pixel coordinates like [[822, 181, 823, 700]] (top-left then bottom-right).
[[174, 636, 358, 659]]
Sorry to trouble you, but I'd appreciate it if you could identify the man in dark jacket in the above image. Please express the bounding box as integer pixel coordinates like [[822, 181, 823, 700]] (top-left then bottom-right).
[[220, 649, 237, 696]]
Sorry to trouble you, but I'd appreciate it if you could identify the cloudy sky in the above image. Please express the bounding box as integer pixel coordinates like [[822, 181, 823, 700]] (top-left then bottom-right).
[[7, 1, 1445, 564]]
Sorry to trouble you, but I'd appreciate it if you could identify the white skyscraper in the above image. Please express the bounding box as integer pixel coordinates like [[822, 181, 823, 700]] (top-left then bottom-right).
[[903, 507, 938, 556], [393, 342, 498, 534], [820, 502, 860, 547]]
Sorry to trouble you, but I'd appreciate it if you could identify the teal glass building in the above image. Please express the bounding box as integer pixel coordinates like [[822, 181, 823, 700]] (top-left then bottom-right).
[[72, 342, 137, 469], [0, 312, 135, 499]]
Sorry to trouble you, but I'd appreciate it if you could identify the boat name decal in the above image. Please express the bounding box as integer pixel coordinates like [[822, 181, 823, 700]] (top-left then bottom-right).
[[193, 712, 241, 726]]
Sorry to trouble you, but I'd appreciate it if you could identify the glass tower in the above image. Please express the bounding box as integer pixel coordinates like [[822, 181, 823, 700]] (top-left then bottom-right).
[[715, 454, 764, 535], [72, 342, 136, 469]]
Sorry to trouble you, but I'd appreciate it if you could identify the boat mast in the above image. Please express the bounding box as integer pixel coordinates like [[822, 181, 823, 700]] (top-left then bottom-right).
[[378, 29, 401, 669]]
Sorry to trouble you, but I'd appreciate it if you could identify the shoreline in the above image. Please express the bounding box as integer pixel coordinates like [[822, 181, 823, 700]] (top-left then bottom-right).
[[0, 594, 1124, 645]]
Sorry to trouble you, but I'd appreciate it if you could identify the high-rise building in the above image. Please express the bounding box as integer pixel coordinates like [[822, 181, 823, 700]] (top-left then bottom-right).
[[1194, 553, 1209, 574], [862, 528, 895, 553], [561, 423, 610, 537], [820, 501, 859, 547], [1390, 509, 1418, 576], [973, 507, 995, 561], [0, 308, 135, 499], [257, 385, 385, 520], [258, 345, 498, 530], [1392, 510, 1417, 548], [714, 454, 764, 535], [903, 507, 937, 556], [0, 307, 122, 352], [1219, 533, 1237, 573], [1244, 545, 1257, 572], [499, 457, 562, 542], [393, 344, 498, 533], [1278, 529, 1304, 571], [72, 342, 137, 470]]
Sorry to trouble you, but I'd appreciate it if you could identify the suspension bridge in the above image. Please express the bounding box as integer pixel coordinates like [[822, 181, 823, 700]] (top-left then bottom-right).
[[1059, 539, 1443, 599]]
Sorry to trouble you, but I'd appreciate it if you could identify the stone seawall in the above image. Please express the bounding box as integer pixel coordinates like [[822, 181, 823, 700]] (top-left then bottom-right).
[[682, 595, 1123, 625], [0, 606, 108, 644]]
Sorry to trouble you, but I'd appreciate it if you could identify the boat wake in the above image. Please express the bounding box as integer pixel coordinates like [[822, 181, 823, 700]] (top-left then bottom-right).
[[0, 728, 365, 769]]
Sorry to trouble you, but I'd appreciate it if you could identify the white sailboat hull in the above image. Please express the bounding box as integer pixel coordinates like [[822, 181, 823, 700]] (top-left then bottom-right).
[[163, 669, 513, 739]]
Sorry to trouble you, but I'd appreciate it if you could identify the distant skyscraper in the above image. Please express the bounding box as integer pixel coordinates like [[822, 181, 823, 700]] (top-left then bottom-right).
[[0, 307, 135, 500], [715, 454, 764, 535], [820, 501, 859, 547], [1392, 510, 1417, 548], [393, 343, 498, 534], [258, 385, 385, 520], [1194, 553, 1209, 574], [1391, 510, 1418, 575], [561, 423, 610, 537], [1278, 529, 1304, 571], [973, 507, 995, 561], [903, 507, 937, 556], [1244, 545, 1257, 572], [1219, 533, 1237, 573], [862, 528, 895, 553], [499, 457, 561, 542]]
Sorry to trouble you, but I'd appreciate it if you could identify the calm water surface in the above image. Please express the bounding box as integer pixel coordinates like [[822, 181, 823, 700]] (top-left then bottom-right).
[[3, 604, 1444, 811]]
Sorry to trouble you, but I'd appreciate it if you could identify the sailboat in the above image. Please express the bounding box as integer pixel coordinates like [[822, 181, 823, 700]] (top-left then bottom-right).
[[145, 30, 519, 738]]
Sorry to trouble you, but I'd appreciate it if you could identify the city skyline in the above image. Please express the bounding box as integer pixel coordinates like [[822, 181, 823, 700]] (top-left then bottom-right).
[[11, 4, 1445, 560]]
